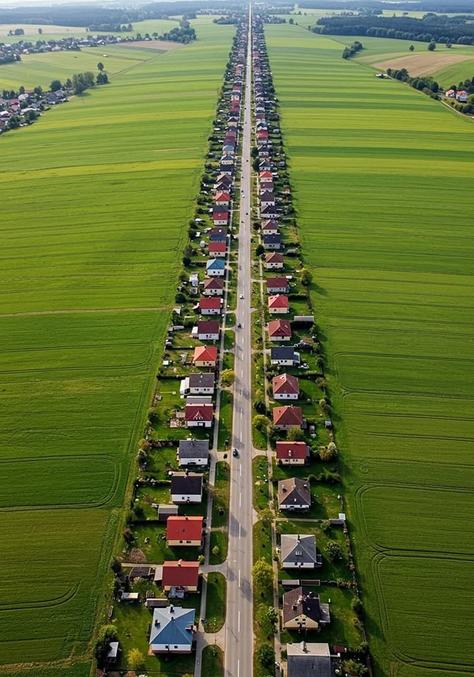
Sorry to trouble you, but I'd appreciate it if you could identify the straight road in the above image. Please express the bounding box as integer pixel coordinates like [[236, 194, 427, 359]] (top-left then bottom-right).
[[224, 7, 253, 677]]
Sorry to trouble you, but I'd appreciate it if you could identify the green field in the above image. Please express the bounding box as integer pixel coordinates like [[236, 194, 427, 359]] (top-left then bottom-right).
[[0, 17, 233, 676], [266, 23, 474, 677]]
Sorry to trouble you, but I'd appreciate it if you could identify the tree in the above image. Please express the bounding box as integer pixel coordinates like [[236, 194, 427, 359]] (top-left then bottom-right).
[[256, 244, 264, 257], [212, 544, 220, 557], [127, 648, 145, 671], [221, 369, 235, 386], [301, 268, 313, 286], [287, 426, 305, 441], [97, 72, 109, 85], [409, 44, 415, 51], [94, 624, 118, 667], [111, 557, 122, 574], [253, 414, 269, 432], [326, 540, 343, 562], [428, 41, 436, 51], [257, 643, 275, 670], [38, 27, 43, 34], [50, 79, 62, 92], [97, 61, 105, 72], [265, 606, 278, 626], [319, 443, 337, 462], [342, 658, 368, 676], [253, 559, 273, 596], [289, 17, 294, 24], [446, 41, 452, 48], [8, 115, 20, 130]]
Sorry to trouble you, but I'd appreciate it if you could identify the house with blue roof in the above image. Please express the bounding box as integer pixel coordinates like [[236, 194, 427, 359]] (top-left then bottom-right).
[[149, 605, 195, 654], [206, 258, 226, 277]]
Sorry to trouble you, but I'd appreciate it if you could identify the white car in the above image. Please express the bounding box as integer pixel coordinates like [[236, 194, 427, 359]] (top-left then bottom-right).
[[240, 294, 244, 299]]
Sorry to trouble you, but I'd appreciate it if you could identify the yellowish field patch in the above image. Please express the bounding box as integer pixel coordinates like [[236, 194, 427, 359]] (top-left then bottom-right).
[[374, 51, 473, 76]]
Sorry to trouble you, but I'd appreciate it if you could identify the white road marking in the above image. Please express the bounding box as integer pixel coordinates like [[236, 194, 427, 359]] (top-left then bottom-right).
[[238, 610, 241, 632], [238, 569, 241, 587], [239, 464, 242, 476], [237, 660, 240, 677]]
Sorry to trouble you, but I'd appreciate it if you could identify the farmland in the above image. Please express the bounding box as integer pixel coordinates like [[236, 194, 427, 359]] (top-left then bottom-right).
[[0, 17, 233, 677], [266, 22, 474, 677]]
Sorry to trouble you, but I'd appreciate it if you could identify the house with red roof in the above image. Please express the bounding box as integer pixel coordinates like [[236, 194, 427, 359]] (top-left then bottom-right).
[[273, 405, 303, 430], [456, 89, 468, 102], [215, 191, 231, 207], [208, 241, 227, 258], [268, 294, 289, 314], [276, 441, 309, 465], [192, 345, 218, 367], [259, 169, 273, 183], [266, 277, 289, 294], [166, 516, 203, 546], [272, 373, 299, 400], [265, 253, 284, 270], [185, 404, 213, 428], [262, 220, 279, 236], [267, 319, 292, 341], [199, 297, 223, 315], [161, 560, 200, 593], [202, 277, 225, 296], [212, 206, 229, 226]]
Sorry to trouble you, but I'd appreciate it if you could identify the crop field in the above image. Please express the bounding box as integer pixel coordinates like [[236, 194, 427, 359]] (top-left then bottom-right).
[[266, 23, 474, 677], [0, 17, 233, 676]]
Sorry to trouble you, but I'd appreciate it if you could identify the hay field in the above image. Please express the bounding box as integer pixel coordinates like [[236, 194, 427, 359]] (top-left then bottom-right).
[[266, 23, 474, 677], [0, 18, 233, 676]]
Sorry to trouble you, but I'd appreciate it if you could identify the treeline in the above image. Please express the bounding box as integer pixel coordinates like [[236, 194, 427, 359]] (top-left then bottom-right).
[[298, 0, 474, 11], [88, 23, 133, 32], [342, 40, 363, 58], [387, 67, 440, 96], [315, 14, 474, 44], [0, 1, 241, 28]]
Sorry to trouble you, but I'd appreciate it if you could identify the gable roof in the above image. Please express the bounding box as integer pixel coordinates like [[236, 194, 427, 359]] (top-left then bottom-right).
[[263, 233, 281, 244], [171, 472, 204, 493], [281, 533, 317, 565], [184, 404, 213, 423], [179, 439, 209, 459], [199, 297, 223, 310], [208, 242, 227, 253], [166, 515, 203, 541], [203, 277, 225, 289], [149, 606, 195, 649], [215, 191, 230, 202], [266, 277, 289, 289], [265, 252, 284, 263], [206, 258, 226, 270], [193, 345, 218, 363], [196, 320, 220, 334], [272, 373, 299, 396], [287, 643, 331, 677], [276, 441, 309, 460], [162, 560, 200, 588]]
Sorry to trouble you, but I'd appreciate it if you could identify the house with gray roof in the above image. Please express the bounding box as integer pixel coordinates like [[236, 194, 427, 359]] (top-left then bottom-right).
[[171, 472, 203, 503], [280, 533, 320, 569], [178, 439, 209, 467], [180, 373, 215, 397], [283, 587, 330, 630], [287, 642, 331, 677], [149, 605, 195, 654]]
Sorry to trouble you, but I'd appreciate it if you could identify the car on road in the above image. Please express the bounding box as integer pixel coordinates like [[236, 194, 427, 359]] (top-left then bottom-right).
[[233, 448, 239, 457], [240, 294, 244, 299]]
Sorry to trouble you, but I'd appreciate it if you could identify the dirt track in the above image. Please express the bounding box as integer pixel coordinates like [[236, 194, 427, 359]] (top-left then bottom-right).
[[374, 52, 473, 76]]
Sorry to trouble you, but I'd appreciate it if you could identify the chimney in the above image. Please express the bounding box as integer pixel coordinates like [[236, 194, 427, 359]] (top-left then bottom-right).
[[170, 605, 174, 613]]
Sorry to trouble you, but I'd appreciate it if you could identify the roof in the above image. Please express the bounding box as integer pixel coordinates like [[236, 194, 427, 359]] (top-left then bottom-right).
[[263, 234, 281, 243], [268, 319, 292, 338], [208, 242, 227, 252], [199, 297, 223, 310], [276, 441, 309, 460], [206, 258, 226, 270], [179, 439, 210, 459], [166, 515, 203, 541], [273, 406, 303, 426], [215, 191, 230, 202], [184, 404, 213, 423], [278, 477, 311, 507], [271, 346, 297, 360], [283, 587, 326, 625], [188, 373, 215, 389], [268, 295, 289, 310], [286, 642, 331, 677], [203, 276, 225, 289], [162, 560, 200, 588], [266, 277, 288, 289], [196, 320, 220, 334], [265, 252, 284, 263], [149, 606, 195, 649], [193, 345, 218, 363], [171, 472, 203, 494], [209, 227, 228, 241], [273, 373, 299, 396], [281, 534, 317, 565]]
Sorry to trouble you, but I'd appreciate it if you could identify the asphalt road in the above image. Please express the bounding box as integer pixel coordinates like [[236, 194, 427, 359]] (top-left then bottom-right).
[[224, 7, 254, 677]]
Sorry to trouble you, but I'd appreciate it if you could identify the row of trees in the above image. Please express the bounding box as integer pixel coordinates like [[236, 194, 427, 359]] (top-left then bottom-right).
[[386, 67, 440, 98], [159, 17, 196, 43]]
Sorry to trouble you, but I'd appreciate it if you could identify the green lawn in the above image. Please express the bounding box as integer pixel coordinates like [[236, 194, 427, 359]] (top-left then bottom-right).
[[203, 572, 226, 632], [0, 17, 234, 676], [217, 390, 233, 450], [212, 461, 230, 528], [201, 645, 224, 677], [266, 23, 474, 677]]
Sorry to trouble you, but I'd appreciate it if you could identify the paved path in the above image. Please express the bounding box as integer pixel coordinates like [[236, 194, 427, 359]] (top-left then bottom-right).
[[224, 8, 253, 677]]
